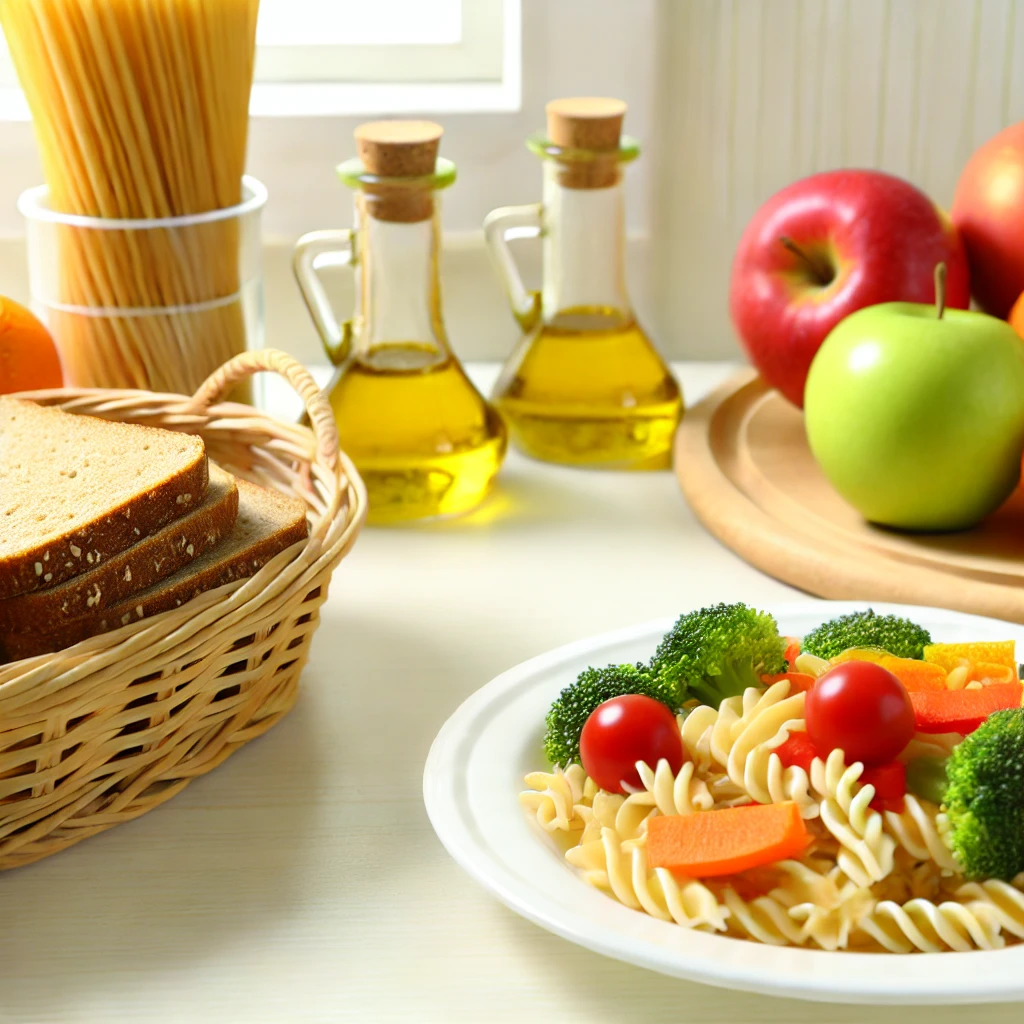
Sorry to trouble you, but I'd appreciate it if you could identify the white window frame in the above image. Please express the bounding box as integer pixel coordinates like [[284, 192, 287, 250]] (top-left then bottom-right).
[[0, 0, 520, 120], [0, 0, 658, 367]]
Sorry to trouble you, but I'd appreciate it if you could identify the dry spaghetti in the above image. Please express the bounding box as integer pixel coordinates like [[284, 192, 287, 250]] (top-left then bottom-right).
[[0, 0, 259, 394]]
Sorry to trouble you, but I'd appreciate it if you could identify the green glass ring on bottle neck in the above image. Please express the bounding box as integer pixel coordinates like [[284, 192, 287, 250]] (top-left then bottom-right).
[[525, 133, 641, 165], [336, 156, 458, 192]]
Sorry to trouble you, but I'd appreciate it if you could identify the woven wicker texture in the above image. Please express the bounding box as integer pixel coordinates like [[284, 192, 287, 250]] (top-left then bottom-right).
[[0, 350, 366, 870]]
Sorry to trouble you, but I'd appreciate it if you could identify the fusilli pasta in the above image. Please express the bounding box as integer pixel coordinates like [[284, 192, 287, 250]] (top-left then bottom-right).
[[521, 671, 1024, 953], [811, 749, 896, 887], [565, 826, 729, 930], [682, 681, 819, 816], [520, 764, 593, 833], [883, 795, 959, 873]]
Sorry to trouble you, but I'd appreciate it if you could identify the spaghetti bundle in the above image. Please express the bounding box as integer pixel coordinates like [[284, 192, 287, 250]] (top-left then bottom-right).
[[0, 0, 260, 393]]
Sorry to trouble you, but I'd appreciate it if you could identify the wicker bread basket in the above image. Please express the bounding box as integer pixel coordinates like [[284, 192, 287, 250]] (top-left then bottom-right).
[[0, 349, 366, 870]]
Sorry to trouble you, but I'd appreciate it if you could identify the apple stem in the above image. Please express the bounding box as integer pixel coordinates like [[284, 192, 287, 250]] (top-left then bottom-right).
[[934, 263, 947, 320], [778, 236, 834, 286]]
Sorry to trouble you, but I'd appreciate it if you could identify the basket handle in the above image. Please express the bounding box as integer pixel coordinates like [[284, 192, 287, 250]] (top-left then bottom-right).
[[186, 349, 339, 472]]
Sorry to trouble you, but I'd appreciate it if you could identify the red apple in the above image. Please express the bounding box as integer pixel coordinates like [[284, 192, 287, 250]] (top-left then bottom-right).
[[952, 122, 1024, 318], [730, 169, 971, 408]]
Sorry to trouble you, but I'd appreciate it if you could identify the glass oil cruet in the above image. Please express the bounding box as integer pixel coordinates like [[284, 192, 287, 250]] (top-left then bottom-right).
[[293, 121, 506, 524], [484, 98, 683, 469]]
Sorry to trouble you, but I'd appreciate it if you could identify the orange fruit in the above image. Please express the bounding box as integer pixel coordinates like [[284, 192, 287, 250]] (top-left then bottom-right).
[[0, 296, 63, 393]]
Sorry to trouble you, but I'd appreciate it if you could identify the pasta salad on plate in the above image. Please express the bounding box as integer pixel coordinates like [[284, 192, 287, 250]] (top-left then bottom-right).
[[521, 604, 1024, 954]]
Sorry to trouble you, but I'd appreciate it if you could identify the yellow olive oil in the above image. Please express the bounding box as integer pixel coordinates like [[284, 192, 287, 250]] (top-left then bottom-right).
[[492, 307, 683, 469], [329, 343, 506, 524]]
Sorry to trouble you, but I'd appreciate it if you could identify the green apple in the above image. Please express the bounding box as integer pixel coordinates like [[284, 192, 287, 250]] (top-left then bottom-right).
[[805, 301, 1024, 531]]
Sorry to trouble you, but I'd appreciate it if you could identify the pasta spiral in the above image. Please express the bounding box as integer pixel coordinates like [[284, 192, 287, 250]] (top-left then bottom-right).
[[682, 682, 818, 816], [578, 758, 716, 843], [811, 749, 896, 887], [723, 860, 858, 949], [855, 897, 1004, 953], [565, 827, 729, 930], [883, 795, 959, 873], [955, 880, 1024, 940], [519, 764, 594, 834]]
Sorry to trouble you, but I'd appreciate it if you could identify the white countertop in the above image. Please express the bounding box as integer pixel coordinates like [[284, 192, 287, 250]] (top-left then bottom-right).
[[1, 363, 1020, 1024]]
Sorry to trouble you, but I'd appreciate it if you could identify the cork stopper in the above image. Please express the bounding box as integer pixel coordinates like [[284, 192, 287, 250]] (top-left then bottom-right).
[[353, 120, 443, 222], [545, 97, 626, 189]]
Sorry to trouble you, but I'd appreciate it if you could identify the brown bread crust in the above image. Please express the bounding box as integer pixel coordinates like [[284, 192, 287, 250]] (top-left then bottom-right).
[[3, 480, 308, 659], [0, 466, 239, 630], [0, 398, 209, 599]]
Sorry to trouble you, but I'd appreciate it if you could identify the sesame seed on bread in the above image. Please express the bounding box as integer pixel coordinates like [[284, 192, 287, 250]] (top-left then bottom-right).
[[0, 464, 239, 631], [2, 479, 309, 660], [0, 397, 208, 599]]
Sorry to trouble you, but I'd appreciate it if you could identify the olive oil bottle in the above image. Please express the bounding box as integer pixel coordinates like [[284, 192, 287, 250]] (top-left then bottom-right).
[[485, 98, 682, 469], [294, 122, 506, 524]]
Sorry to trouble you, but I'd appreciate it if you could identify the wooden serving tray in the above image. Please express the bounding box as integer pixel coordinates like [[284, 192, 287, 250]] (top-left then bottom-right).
[[674, 368, 1024, 624]]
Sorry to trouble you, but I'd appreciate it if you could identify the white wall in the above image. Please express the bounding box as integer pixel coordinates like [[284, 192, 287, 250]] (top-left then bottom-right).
[[0, 1, 657, 239], [249, 0, 659, 238], [2, 0, 1022, 364], [0, 0, 659, 366], [246, 0, 661, 366], [653, 0, 1024, 359]]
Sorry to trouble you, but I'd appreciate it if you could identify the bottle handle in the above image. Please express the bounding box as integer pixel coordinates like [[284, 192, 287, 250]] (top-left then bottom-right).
[[293, 229, 356, 366], [483, 203, 543, 333]]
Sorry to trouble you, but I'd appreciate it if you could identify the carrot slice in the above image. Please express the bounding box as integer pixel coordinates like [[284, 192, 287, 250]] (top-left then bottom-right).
[[774, 732, 819, 773], [783, 636, 802, 667], [646, 802, 809, 878], [924, 641, 1016, 672], [910, 680, 1023, 734], [760, 671, 816, 693]]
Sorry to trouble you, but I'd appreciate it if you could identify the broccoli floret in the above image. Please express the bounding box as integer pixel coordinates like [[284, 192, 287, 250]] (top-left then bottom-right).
[[943, 708, 1024, 881], [648, 602, 786, 709], [801, 609, 932, 661], [543, 663, 678, 768]]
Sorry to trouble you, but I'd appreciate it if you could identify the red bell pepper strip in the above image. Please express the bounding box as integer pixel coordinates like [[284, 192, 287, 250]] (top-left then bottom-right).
[[861, 761, 906, 814], [774, 731, 819, 773], [910, 679, 1023, 735]]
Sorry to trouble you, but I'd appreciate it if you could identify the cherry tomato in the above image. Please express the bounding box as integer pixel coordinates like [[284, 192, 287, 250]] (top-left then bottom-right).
[[805, 661, 914, 766], [579, 694, 684, 794]]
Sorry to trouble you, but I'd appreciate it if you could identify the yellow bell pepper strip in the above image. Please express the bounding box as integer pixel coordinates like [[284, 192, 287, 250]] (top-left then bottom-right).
[[923, 641, 1016, 672], [832, 649, 947, 692], [968, 662, 1017, 685]]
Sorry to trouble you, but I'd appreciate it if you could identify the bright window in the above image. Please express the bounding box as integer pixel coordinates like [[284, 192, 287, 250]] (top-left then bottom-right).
[[0, 0, 516, 117], [255, 0, 505, 84], [257, 0, 462, 47]]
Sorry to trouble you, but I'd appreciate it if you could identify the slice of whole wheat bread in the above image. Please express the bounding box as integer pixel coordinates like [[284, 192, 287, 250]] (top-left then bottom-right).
[[0, 397, 208, 600], [0, 465, 239, 632], [2, 479, 309, 660]]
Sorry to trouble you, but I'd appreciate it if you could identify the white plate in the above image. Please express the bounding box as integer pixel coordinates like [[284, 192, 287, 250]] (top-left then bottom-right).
[[423, 601, 1024, 1005]]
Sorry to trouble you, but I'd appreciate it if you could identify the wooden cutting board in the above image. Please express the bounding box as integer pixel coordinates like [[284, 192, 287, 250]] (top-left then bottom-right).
[[674, 368, 1024, 623]]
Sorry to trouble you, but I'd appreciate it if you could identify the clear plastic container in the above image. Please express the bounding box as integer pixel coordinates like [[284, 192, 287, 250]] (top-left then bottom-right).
[[18, 176, 267, 400]]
